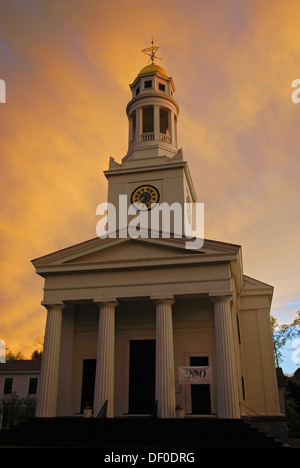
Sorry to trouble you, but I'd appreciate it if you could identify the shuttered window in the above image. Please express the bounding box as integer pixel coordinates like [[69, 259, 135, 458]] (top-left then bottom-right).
[[3, 378, 13, 394], [28, 378, 38, 394]]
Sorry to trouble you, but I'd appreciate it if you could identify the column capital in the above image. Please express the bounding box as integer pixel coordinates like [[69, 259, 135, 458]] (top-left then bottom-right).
[[94, 299, 119, 309], [41, 302, 65, 311], [209, 295, 233, 304], [151, 296, 175, 306]]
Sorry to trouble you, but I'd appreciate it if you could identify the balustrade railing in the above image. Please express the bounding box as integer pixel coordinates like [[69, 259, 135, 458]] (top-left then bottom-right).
[[139, 132, 171, 143], [159, 133, 171, 143], [140, 132, 154, 142]]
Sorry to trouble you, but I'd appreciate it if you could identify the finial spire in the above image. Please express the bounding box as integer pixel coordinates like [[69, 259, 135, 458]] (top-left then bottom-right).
[[142, 37, 162, 65]]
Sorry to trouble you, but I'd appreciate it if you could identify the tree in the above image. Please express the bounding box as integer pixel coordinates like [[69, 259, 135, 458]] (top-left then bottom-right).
[[33, 335, 44, 351], [31, 349, 42, 360], [0, 392, 37, 428], [30, 335, 44, 360], [271, 311, 300, 367], [5, 348, 25, 361]]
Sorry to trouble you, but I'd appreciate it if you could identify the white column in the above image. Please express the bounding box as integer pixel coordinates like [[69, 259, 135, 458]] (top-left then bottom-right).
[[36, 303, 64, 417], [170, 111, 175, 146], [154, 298, 176, 418], [136, 107, 142, 143], [128, 115, 134, 146], [212, 296, 240, 418], [93, 301, 117, 418], [154, 105, 160, 141]]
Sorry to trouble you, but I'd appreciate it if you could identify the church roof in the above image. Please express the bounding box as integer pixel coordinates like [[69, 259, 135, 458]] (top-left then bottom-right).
[[138, 63, 169, 77], [0, 360, 41, 373]]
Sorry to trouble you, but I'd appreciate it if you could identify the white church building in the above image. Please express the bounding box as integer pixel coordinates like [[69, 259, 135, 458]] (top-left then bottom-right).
[[32, 49, 283, 431]]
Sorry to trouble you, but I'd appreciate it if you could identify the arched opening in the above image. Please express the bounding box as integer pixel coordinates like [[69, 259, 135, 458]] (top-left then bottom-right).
[[160, 107, 171, 143], [129, 111, 136, 145], [160, 108, 169, 134], [141, 106, 154, 141], [142, 106, 154, 133]]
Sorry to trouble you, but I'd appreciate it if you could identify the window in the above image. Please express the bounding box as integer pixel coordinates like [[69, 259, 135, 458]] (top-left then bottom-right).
[[144, 80, 152, 89], [28, 378, 38, 394], [160, 108, 169, 134], [142, 106, 154, 133], [129, 111, 136, 143], [158, 83, 165, 92], [3, 378, 13, 394], [132, 112, 136, 140]]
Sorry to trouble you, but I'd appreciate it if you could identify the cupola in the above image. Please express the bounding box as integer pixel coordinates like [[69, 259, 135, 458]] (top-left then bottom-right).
[[123, 42, 179, 161]]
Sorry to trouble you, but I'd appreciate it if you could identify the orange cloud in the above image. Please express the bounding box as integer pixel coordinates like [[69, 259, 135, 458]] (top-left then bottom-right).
[[0, 1, 299, 369]]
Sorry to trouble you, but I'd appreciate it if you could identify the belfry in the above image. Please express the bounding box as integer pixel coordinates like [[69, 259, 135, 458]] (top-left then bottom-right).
[[32, 44, 283, 435]]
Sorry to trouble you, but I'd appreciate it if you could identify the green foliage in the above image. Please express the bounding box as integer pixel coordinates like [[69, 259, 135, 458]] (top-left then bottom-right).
[[284, 387, 300, 438], [5, 349, 25, 361], [0, 392, 37, 428], [271, 311, 300, 367], [31, 350, 42, 360], [4, 336, 44, 361]]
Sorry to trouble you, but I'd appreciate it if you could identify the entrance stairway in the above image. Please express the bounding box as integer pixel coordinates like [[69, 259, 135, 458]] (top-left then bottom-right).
[[0, 417, 285, 448]]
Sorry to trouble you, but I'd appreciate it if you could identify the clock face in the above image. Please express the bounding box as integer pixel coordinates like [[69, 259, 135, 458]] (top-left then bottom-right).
[[131, 185, 160, 210]]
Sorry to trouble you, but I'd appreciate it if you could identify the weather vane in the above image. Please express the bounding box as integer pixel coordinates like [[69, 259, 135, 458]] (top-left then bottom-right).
[[142, 37, 162, 65]]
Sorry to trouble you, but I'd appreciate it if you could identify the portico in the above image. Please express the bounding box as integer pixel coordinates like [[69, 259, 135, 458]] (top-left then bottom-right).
[[33, 234, 248, 420]]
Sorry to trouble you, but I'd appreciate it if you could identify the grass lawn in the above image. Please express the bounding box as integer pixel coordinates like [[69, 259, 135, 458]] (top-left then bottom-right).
[[288, 438, 300, 448]]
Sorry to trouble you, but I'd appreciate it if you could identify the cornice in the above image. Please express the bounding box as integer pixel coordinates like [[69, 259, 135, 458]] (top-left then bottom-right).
[[126, 92, 180, 115], [104, 159, 187, 177], [43, 276, 230, 292], [35, 252, 238, 277]]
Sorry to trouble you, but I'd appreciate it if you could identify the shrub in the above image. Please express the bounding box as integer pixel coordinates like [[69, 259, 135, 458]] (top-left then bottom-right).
[[0, 392, 37, 429]]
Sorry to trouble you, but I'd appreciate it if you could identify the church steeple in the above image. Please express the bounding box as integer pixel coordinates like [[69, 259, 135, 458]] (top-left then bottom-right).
[[104, 44, 196, 235], [123, 41, 179, 161]]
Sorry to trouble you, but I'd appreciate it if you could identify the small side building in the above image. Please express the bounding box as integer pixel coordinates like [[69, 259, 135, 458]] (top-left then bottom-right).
[[0, 360, 41, 400], [0, 360, 41, 428]]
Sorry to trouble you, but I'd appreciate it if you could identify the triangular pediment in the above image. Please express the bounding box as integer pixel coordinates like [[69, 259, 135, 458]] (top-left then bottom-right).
[[243, 275, 274, 293], [32, 234, 241, 267], [32, 234, 243, 287], [67, 238, 192, 263]]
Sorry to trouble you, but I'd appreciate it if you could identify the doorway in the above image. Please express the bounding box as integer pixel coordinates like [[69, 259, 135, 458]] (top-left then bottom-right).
[[80, 359, 96, 413], [190, 356, 211, 414], [128, 340, 155, 414]]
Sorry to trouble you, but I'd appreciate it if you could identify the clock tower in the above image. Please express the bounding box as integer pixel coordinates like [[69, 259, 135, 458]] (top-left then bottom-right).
[[102, 43, 197, 237]]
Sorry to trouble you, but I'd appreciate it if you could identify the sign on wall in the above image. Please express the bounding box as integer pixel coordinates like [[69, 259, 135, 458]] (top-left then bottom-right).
[[178, 366, 213, 384]]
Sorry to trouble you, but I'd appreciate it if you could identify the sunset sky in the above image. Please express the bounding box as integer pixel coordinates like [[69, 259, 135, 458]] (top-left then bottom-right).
[[0, 0, 299, 373]]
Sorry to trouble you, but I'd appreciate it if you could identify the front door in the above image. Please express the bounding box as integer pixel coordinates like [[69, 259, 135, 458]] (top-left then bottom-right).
[[80, 359, 96, 413], [129, 340, 155, 414], [190, 356, 211, 414]]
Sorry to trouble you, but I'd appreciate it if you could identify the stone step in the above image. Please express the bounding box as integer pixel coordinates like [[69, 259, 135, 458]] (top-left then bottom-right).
[[0, 417, 284, 448]]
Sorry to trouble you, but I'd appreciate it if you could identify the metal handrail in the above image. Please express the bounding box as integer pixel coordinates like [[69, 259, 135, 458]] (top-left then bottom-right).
[[96, 400, 108, 419], [151, 400, 158, 419], [239, 401, 287, 433]]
